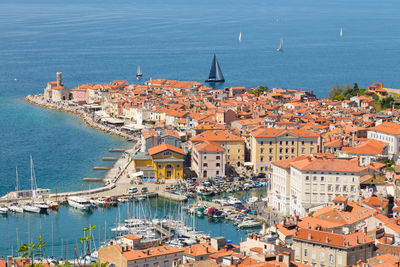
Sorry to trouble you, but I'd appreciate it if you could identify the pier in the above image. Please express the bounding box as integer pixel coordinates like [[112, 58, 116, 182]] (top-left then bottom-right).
[[109, 148, 126, 152], [83, 178, 104, 182], [93, 167, 111, 171], [102, 157, 119, 161]]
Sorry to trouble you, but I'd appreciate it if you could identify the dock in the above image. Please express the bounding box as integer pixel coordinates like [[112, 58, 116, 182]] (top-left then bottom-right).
[[83, 178, 104, 182], [102, 157, 119, 161], [157, 191, 187, 202], [93, 167, 111, 171], [109, 148, 126, 152]]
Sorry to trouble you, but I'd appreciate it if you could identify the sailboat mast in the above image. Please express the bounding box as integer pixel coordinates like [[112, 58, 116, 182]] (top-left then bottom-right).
[[15, 166, 19, 192]]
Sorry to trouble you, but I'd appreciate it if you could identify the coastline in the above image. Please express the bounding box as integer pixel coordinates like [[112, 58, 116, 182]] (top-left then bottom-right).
[[24, 94, 135, 141]]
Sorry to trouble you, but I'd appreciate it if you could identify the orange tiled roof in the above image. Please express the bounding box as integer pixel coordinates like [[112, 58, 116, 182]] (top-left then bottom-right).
[[148, 144, 184, 156]]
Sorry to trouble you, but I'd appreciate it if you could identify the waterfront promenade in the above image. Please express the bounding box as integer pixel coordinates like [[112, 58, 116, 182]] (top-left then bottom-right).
[[0, 95, 187, 204]]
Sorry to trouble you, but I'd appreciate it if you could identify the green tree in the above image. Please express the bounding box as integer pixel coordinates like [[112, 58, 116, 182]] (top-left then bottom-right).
[[353, 83, 359, 91], [18, 236, 47, 266], [250, 85, 268, 97], [329, 84, 343, 99]]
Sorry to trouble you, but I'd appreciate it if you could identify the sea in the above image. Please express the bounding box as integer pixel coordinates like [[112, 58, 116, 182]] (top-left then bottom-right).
[[0, 0, 399, 257]]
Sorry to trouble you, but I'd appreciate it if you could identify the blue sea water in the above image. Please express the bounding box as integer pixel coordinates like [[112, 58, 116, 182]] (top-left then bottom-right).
[[0, 0, 400, 257]]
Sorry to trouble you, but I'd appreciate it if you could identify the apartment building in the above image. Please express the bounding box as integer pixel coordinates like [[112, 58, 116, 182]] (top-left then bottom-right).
[[289, 156, 363, 216], [367, 122, 400, 161], [190, 130, 244, 169], [270, 156, 307, 215], [293, 227, 374, 267], [250, 128, 319, 173], [191, 141, 225, 179]]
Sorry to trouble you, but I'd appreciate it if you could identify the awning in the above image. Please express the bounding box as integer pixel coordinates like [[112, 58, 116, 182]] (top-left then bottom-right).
[[243, 162, 253, 166], [132, 171, 144, 178]]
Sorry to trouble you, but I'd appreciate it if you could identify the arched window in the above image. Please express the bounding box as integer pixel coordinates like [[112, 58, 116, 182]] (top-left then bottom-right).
[[165, 164, 173, 169]]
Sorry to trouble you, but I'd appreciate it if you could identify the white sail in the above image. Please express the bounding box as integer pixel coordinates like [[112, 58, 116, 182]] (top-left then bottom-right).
[[15, 166, 19, 192], [30, 155, 38, 199], [238, 32, 242, 42], [277, 38, 283, 52], [137, 65, 142, 76], [340, 27, 343, 37]]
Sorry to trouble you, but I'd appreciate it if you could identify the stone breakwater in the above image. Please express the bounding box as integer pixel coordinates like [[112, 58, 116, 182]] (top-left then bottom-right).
[[25, 94, 135, 141]]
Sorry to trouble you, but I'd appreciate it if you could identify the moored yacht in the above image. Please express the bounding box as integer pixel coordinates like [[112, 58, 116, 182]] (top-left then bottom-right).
[[0, 206, 8, 215], [9, 204, 24, 213], [22, 203, 41, 213], [68, 196, 92, 210]]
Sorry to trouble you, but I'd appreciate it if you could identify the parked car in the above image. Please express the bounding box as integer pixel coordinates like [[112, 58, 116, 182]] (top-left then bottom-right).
[[128, 187, 138, 194], [141, 187, 148, 193], [257, 173, 266, 178]]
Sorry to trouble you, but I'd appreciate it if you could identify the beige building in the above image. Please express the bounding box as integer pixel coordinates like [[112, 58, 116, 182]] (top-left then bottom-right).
[[293, 227, 374, 267], [250, 128, 319, 173], [43, 72, 69, 102], [99, 243, 184, 267], [190, 130, 244, 170]]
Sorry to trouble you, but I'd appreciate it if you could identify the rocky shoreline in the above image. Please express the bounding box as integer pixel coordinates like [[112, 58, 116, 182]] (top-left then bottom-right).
[[25, 94, 136, 141]]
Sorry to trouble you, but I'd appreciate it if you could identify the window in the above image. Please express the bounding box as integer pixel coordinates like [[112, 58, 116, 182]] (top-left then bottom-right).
[[305, 183, 310, 191], [302, 141, 305, 145], [269, 156, 273, 161], [312, 249, 316, 260], [351, 185, 355, 192], [269, 148, 273, 153], [335, 185, 341, 192], [203, 163, 208, 167], [280, 141, 282, 145], [351, 256, 355, 264], [269, 141, 273, 145], [312, 184, 317, 192], [285, 148, 288, 153], [261, 141, 264, 145], [204, 156, 207, 159], [260, 156, 264, 162], [292, 141, 295, 145], [216, 156, 220, 160], [328, 184, 332, 191], [154, 263, 159, 267], [313, 176, 317, 181], [343, 185, 347, 192], [320, 184, 325, 191], [286, 141, 289, 145], [280, 148, 283, 153], [302, 148, 305, 154], [216, 170, 219, 175], [216, 163, 220, 167], [336, 177, 340, 182], [291, 148, 295, 153], [329, 254, 334, 264], [306, 176, 310, 181], [261, 148, 264, 153], [320, 252, 325, 262], [338, 255, 342, 265], [310, 148, 314, 153], [304, 249, 308, 257], [238, 149, 241, 153], [164, 261, 169, 267]]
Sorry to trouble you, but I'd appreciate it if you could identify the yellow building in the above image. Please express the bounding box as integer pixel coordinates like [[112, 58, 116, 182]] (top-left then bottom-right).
[[132, 144, 184, 180], [250, 128, 319, 173]]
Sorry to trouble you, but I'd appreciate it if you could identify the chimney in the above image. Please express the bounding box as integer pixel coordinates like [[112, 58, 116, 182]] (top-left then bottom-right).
[[147, 249, 150, 255], [110, 240, 114, 246], [206, 246, 209, 253], [189, 246, 192, 254], [325, 235, 329, 243], [356, 236, 360, 244], [364, 226, 368, 234], [308, 232, 312, 240], [230, 256, 234, 266]]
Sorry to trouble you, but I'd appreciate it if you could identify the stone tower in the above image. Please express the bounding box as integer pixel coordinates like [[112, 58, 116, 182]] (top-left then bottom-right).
[[56, 72, 63, 86]]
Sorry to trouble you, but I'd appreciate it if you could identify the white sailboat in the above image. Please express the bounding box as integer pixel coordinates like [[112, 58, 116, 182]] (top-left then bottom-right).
[[10, 167, 24, 213], [22, 156, 48, 213], [238, 32, 242, 42], [340, 27, 343, 38], [277, 38, 283, 52], [136, 65, 142, 80]]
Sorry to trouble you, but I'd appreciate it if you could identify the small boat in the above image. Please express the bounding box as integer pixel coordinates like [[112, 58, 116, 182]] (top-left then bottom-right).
[[205, 54, 225, 82], [136, 65, 142, 80], [22, 204, 41, 213], [14, 78, 19, 81], [237, 219, 262, 229], [277, 38, 283, 52], [0, 206, 8, 215], [48, 201, 59, 210], [33, 200, 49, 213], [340, 27, 343, 38], [68, 196, 92, 210], [238, 32, 242, 42], [9, 204, 23, 213]]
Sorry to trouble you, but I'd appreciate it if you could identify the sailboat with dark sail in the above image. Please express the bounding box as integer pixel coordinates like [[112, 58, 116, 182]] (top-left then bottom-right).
[[205, 54, 225, 82], [136, 65, 142, 80]]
